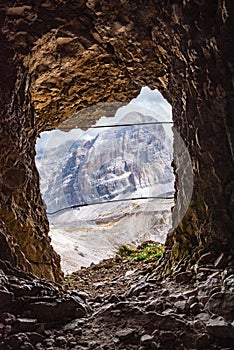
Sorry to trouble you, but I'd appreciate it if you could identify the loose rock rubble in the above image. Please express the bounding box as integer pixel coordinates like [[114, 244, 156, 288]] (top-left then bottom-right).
[[0, 260, 89, 350], [0, 255, 233, 349]]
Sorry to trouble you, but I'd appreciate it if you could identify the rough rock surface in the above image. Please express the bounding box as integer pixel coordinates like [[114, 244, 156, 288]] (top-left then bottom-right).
[[0, 259, 90, 349], [0, 0, 233, 281], [0, 255, 233, 349]]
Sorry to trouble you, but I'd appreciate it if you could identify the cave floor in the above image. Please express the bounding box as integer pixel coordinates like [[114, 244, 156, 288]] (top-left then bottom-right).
[[0, 255, 233, 350], [55, 255, 234, 350]]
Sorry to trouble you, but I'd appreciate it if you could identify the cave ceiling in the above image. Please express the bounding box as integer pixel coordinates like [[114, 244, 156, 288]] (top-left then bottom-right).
[[20, 1, 172, 132]]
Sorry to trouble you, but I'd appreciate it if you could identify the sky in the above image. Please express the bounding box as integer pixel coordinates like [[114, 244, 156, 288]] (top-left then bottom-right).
[[36, 87, 172, 151], [130, 86, 172, 120]]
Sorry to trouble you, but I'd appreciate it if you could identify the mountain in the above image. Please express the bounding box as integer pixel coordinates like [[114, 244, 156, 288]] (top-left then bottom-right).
[[36, 112, 174, 272], [36, 112, 174, 213]]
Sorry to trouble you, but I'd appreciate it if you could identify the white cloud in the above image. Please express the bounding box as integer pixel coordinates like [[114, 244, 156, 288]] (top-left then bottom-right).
[[129, 86, 172, 121]]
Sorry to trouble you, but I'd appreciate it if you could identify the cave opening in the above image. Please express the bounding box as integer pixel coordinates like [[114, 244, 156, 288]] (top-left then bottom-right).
[[35, 87, 178, 274], [1, 4, 233, 346]]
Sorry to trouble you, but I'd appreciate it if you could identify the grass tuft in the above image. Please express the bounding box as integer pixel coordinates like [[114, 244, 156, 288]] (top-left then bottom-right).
[[116, 244, 136, 257], [63, 278, 75, 284], [116, 241, 165, 262]]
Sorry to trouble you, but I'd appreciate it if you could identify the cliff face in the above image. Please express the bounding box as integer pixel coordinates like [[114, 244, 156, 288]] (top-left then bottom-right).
[[36, 115, 173, 213], [0, 1, 233, 281]]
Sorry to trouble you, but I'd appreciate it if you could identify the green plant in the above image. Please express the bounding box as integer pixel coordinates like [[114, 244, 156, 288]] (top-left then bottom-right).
[[116, 244, 136, 257], [132, 243, 164, 261], [117, 242, 165, 262], [63, 278, 75, 284]]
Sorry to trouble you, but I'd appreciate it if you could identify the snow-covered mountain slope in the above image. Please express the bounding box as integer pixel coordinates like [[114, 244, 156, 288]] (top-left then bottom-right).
[[37, 112, 174, 213], [36, 109, 174, 273]]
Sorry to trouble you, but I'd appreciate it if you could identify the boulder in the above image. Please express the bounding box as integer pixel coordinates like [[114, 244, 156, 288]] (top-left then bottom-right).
[[206, 317, 234, 339], [115, 328, 139, 345]]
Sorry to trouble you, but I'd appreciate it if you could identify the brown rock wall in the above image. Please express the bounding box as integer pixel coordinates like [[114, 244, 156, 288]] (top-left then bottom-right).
[[0, 0, 233, 280]]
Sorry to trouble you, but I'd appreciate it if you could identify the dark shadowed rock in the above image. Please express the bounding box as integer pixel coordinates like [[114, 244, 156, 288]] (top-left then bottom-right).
[[0, 313, 16, 325], [160, 331, 175, 342], [25, 332, 45, 345], [28, 295, 89, 322], [115, 328, 139, 345], [206, 317, 234, 339], [175, 272, 193, 283], [0, 289, 14, 309], [195, 333, 210, 350], [140, 334, 154, 345], [11, 318, 38, 333], [146, 312, 186, 331], [174, 300, 189, 314], [158, 330, 176, 350], [205, 291, 234, 321], [189, 302, 203, 315], [4, 333, 30, 349]]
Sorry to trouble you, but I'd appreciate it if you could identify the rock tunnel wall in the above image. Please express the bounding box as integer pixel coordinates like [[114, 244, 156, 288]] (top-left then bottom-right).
[[0, 0, 233, 281]]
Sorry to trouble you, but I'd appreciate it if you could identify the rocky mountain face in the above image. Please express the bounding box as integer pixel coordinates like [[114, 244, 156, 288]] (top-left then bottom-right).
[[37, 115, 173, 214]]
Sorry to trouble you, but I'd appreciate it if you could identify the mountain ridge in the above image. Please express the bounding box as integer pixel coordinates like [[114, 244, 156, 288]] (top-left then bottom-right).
[[37, 112, 174, 214]]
